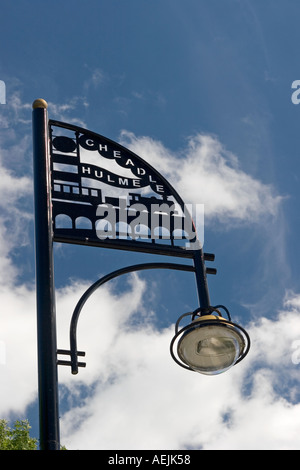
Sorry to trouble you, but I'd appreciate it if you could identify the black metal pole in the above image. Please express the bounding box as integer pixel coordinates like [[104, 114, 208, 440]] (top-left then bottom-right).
[[193, 249, 211, 312], [32, 99, 60, 450]]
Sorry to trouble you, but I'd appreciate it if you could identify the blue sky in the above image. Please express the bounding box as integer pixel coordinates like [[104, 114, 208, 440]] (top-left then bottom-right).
[[1, 0, 300, 450]]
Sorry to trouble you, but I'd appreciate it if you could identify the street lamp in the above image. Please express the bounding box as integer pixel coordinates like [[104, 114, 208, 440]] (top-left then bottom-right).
[[170, 307, 250, 375], [32, 99, 251, 450]]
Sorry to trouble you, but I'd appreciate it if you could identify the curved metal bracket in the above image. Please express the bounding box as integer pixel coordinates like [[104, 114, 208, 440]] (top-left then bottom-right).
[[58, 261, 196, 374]]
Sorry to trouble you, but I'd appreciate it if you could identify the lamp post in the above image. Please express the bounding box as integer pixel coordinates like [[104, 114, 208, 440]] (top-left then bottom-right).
[[32, 99, 250, 450], [32, 99, 60, 450]]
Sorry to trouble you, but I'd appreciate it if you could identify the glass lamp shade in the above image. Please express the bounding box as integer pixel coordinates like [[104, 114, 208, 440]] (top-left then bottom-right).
[[177, 315, 246, 375]]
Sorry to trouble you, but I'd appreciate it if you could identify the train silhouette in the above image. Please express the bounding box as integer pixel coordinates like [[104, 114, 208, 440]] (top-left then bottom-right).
[[52, 181, 196, 246]]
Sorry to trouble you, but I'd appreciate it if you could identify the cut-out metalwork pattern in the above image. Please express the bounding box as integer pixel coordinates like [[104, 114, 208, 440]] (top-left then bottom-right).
[[49, 120, 199, 257]]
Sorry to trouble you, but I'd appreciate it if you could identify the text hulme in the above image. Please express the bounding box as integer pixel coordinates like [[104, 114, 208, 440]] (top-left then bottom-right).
[[80, 164, 165, 193]]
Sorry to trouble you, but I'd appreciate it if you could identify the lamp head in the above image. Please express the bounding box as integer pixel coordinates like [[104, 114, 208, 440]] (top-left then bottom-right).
[[170, 307, 250, 375]]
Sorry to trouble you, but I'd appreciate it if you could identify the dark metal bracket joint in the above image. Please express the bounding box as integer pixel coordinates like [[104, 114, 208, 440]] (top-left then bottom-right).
[[57, 349, 86, 371]]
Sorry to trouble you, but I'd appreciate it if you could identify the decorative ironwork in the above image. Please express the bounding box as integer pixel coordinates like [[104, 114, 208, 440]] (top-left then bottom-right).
[[49, 120, 200, 257], [33, 101, 249, 451], [48, 120, 218, 374]]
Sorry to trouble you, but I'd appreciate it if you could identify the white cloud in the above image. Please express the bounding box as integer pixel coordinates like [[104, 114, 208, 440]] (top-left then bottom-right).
[[0, 156, 32, 283], [47, 97, 88, 127], [0, 136, 36, 416], [0, 95, 297, 450], [56, 288, 300, 450], [119, 131, 282, 224], [83, 68, 105, 91], [0, 284, 37, 416], [2, 234, 300, 450], [0, 89, 88, 128]]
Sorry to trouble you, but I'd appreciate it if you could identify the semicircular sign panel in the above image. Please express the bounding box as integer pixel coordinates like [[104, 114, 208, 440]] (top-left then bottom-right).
[[49, 120, 200, 258]]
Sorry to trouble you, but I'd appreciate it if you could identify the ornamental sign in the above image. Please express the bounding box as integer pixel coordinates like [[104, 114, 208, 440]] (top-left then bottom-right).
[[49, 120, 201, 257]]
